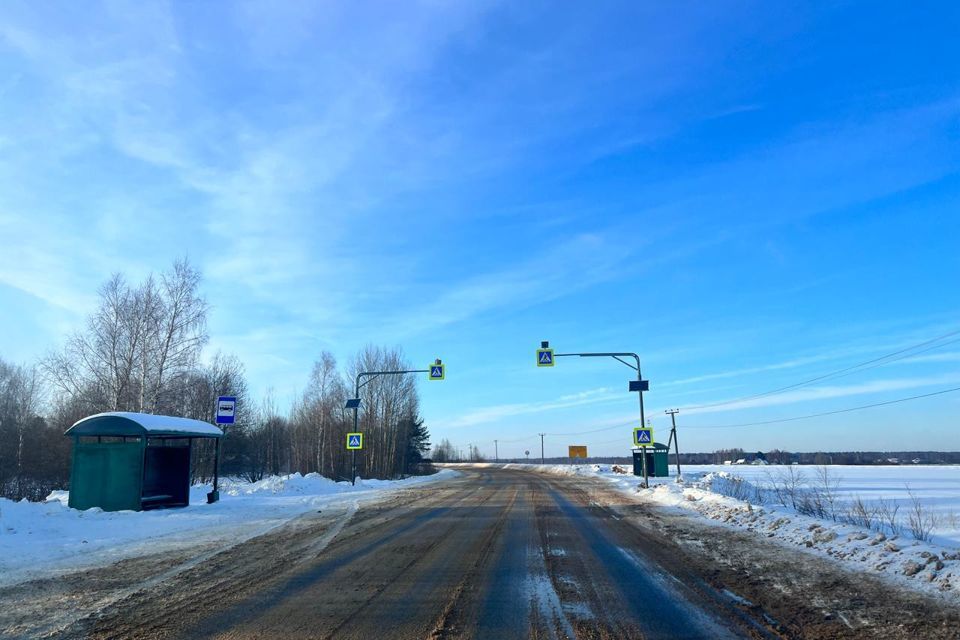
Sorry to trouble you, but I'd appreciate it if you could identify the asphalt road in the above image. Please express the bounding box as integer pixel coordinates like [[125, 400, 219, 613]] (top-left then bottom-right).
[[63, 467, 775, 640]]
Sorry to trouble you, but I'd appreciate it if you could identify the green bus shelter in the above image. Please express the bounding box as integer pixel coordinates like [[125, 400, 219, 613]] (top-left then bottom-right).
[[632, 442, 670, 478], [65, 412, 223, 512]]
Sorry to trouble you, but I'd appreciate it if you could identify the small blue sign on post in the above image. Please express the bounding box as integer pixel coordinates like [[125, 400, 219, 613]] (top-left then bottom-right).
[[429, 363, 445, 380], [346, 433, 363, 450], [633, 427, 653, 447], [216, 396, 236, 425], [536, 348, 554, 367]]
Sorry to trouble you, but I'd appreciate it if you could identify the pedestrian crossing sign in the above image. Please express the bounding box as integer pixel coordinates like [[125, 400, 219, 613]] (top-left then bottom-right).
[[347, 433, 363, 450], [537, 348, 554, 367], [633, 427, 653, 447], [429, 364, 445, 380]]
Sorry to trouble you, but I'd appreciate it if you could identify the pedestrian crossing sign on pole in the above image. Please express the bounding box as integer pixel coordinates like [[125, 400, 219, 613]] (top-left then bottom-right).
[[429, 361, 445, 380], [537, 348, 554, 367], [633, 427, 653, 447], [346, 432, 363, 450]]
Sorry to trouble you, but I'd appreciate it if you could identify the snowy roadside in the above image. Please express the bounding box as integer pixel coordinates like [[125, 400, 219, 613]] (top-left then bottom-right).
[[0, 469, 458, 588], [497, 462, 960, 601]]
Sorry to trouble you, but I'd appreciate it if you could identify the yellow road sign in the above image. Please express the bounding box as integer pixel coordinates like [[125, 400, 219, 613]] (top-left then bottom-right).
[[568, 445, 588, 458]]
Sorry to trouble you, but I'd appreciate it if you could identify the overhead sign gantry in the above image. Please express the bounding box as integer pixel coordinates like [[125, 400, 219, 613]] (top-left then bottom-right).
[[537, 341, 655, 487], [344, 359, 445, 485]]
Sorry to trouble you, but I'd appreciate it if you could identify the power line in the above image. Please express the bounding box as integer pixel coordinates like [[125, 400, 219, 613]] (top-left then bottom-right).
[[547, 420, 635, 437], [681, 386, 960, 429], [682, 327, 960, 411], [496, 433, 541, 444], [480, 328, 960, 450], [518, 386, 960, 444]]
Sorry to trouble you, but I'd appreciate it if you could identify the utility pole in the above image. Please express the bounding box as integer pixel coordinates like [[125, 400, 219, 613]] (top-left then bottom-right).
[[665, 409, 682, 481], [494, 439, 499, 463], [538, 433, 545, 465]]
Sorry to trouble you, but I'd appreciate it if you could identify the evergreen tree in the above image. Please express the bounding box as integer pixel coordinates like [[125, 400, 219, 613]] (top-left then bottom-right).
[[403, 414, 430, 468]]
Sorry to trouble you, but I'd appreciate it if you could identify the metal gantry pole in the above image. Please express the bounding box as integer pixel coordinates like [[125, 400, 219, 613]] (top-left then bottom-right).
[[551, 349, 650, 487], [539, 433, 545, 464], [350, 364, 438, 486], [352, 376, 361, 485], [494, 439, 498, 462], [635, 359, 649, 489]]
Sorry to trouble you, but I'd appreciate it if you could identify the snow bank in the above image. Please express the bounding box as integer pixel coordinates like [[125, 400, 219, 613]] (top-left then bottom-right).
[[683, 464, 960, 547], [0, 469, 456, 587], [511, 462, 960, 600]]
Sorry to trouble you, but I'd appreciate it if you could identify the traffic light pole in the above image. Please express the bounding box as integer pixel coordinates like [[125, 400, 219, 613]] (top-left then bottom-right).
[[550, 347, 650, 487], [350, 364, 437, 485]]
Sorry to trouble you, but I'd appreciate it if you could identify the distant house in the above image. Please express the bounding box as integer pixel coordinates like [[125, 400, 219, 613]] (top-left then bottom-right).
[[912, 458, 922, 464], [734, 458, 747, 465], [886, 458, 900, 465], [723, 460, 733, 466], [751, 459, 769, 466]]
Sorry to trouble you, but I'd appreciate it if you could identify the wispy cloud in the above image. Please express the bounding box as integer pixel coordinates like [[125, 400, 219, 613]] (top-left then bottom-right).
[[661, 353, 847, 388], [444, 373, 960, 435], [444, 387, 620, 429], [684, 374, 960, 417]]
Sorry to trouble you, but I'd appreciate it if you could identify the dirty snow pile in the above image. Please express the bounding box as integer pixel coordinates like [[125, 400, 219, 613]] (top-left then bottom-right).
[[526, 463, 960, 600], [0, 469, 456, 587]]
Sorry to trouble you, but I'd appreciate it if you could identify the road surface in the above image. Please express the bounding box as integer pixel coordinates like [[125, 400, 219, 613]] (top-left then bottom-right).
[[6, 466, 960, 639]]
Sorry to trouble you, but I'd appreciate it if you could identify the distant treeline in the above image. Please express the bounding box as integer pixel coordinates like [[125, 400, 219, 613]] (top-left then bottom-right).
[[0, 259, 431, 501], [685, 449, 960, 465], [497, 450, 960, 466]]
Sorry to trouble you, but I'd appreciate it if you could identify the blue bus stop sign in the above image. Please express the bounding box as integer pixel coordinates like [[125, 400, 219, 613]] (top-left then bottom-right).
[[216, 396, 236, 425]]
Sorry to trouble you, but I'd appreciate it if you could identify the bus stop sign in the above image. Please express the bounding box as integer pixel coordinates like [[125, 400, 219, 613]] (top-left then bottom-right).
[[216, 396, 236, 425]]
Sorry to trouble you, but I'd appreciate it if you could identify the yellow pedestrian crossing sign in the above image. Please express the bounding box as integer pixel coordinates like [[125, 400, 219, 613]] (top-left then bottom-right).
[[537, 348, 554, 367], [346, 432, 363, 450], [633, 427, 653, 447]]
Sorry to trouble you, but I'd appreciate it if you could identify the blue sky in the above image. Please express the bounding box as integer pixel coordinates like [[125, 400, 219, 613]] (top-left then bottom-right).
[[1, 2, 958, 457]]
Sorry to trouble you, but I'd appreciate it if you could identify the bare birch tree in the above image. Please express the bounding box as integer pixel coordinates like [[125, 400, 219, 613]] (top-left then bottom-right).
[[41, 258, 208, 415]]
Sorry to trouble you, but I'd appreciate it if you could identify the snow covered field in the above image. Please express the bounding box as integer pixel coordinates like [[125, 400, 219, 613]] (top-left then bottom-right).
[[0, 470, 456, 588], [683, 464, 960, 544], [508, 462, 960, 599]]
